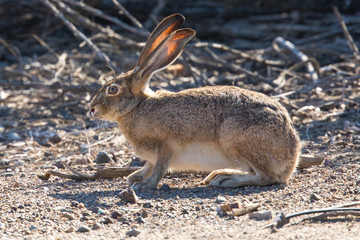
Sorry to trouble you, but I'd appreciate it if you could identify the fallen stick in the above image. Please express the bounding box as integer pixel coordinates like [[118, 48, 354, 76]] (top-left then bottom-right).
[[297, 154, 324, 169], [265, 201, 360, 229], [37, 164, 141, 181], [273, 36, 319, 83]]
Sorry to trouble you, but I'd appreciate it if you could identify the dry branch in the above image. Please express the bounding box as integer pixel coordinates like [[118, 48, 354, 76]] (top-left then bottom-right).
[[37, 163, 141, 181], [333, 6, 360, 61], [111, 0, 143, 29], [266, 202, 360, 229], [273, 37, 319, 82], [62, 0, 149, 37], [39, 0, 114, 68]]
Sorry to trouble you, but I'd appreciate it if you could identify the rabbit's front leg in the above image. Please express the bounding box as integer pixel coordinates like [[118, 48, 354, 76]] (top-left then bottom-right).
[[131, 146, 172, 190]]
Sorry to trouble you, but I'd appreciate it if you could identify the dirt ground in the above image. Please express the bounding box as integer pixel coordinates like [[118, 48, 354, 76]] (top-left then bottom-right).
[[1, 1, 360, 239]]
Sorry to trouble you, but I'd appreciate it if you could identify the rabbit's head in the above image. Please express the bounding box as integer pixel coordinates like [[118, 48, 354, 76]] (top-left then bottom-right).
[[89, 13, 195, 121]]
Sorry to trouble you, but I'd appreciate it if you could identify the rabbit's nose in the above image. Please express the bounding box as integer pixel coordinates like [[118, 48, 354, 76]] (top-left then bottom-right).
[[89, 107, 95, 115]]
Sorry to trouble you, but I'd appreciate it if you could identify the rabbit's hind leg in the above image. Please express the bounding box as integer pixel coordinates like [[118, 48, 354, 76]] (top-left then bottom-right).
[[127, 162, 154, 187], [202, 169, 276, 188]]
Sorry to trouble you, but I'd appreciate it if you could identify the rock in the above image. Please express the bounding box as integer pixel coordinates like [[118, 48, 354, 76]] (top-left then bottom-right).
[[34, 131, 61, 146], [90, 206, 100, 213], [77, 226, 91, 233], [111, 211, 122, 219], [126, 228, 141, 237], [65, 226, 74, 233], [311, 193, 321, 201], [91, 223, 101, 230], [141, 209, 149, 218], [53, 161, 65, 169], [29, 225, 37, 231], [62, 212, 76, 220], [135, 217, 145, 224], [118, 217, 128, 224], [2, 172, 14, 177], [215, 195, 226, 204], [119, 188, 138, 204], [7, 132, 21, 141], [97, 208, 108, 215], [159, 184, 171, 191], [95, 151, 113, 164], [248, 210, 273, 221], [70, 201, 79, 208], [142, 202, 153, 208], [181, 209, 189, 215], [101, 217, 114, 224]]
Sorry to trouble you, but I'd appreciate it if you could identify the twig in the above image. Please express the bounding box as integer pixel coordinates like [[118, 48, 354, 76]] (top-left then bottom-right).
[[62, 0, 149, 37], [0, 37, 23, 69], [111, 0, 143, 29], [39, 0, 114, 68], [143, 0, 167, 30], [0, 78, 101, 94], [273, 36, 319, 82], [32, 34, 59, 57], [333, 6, 360, 60], [266, 204, 360, 229], [192, 42, 284, 66], [303, 211, 360, 222], [296, 24, 360, 46]]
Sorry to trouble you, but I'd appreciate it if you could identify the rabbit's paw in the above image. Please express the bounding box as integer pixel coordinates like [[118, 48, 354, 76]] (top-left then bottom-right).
[[131, 181, 157, 190], [207, 174, 236, 188]]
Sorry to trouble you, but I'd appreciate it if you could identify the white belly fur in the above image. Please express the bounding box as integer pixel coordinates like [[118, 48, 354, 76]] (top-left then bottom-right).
[[169, 142, 234, 172]]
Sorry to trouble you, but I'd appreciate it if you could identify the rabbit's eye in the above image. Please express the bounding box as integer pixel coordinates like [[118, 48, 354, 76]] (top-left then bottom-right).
[[107, 86, 119, 95]]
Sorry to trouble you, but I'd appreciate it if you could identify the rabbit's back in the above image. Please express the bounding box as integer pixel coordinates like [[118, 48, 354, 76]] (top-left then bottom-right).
[[124, 86, 293, 141]]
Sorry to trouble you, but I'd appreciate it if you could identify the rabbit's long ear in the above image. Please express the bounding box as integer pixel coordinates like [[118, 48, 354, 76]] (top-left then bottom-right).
[[137, 14, 185, 67], [132, 28, 195, 94]]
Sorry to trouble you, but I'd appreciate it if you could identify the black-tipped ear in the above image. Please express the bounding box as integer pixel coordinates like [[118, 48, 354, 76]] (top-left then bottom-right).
[[137, 14, 185, 67]]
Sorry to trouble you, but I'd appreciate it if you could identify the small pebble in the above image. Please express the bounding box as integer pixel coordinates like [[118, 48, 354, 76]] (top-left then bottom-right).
[[141, 209, 149, 218], [95, 151, 113, 164], [111, 211, 122, 219], [215, 195, 226, 204], [135, 216, 145, 224], [181, 209, 189, 215], [142, 202, 153, 208], [126, 228, 141, 237], [310, 193, 321, 201], [101, 217, 114, 224], [118, 217, 128, 224], [62, 212, 76, 220], [64, 226, 74, 233], [160, 184, 171, 191], [77, 226, 91, 233], [29, 225, 37, 231], [119, 188, 138, 204], [92, 223, 101, 230], [97, 208, 108, 215], [7, 132, 21, 141], [248, 210, 273, 221]]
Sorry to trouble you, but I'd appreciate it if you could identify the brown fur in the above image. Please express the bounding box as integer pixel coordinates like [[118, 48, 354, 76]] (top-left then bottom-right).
[[89, 14, 301, 189]]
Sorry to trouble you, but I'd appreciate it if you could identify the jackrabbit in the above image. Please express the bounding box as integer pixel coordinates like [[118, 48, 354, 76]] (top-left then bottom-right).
[[89, 13, 301, 190]]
